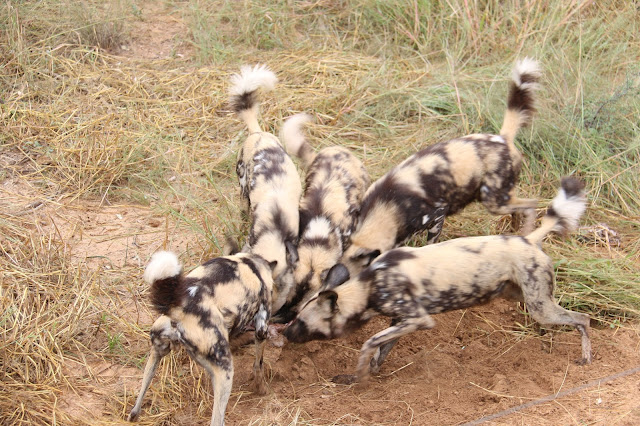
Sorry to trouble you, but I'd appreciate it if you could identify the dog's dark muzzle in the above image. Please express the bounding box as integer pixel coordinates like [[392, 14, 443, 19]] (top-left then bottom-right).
[[283, 319, 328, 343]]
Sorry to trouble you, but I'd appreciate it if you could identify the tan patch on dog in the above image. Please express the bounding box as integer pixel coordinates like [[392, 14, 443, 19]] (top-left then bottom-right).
[[445, 140, 482, 187], [349, 202, 401, 255], [187, 265, 209, 280], [180, 312, 228, 353], [391, 166, 425, 197]]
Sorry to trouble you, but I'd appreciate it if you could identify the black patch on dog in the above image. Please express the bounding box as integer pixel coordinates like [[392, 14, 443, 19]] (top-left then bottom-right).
[[207, 330, 232, 370], [284, 319, 329, 343], [302, 234, 331, 248], [231, 91, 257, 113], [375, 249, 417, 269], [236, 156, 249, 200], [240, 257, 262, 282], [299, 188, 326, 234], [150, 275, 184, 315], [250, 146, 288, 188], [561, 177, 584, 196], [507, 82, 535, 116], [274, 283, 310, 323], [207, 257, 240, 282], [249, 205, 297, 248], [360, 176, 435, 244], [460, 244, 484, 254], [184, 298, 218, 330]]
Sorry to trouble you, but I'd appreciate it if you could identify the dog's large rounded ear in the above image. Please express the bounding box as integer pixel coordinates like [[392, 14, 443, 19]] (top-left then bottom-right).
[[320, 263, 350, 290], [285, 241, 299, 266], [268, 260, 278, 271], [317, 290, 338, 312], [351, 248, 381, 267], [222, 235, 241, 256]]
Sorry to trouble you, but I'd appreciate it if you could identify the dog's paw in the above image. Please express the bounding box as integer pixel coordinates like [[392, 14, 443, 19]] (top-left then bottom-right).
[[248, 376, 269, 395], [574, 357, 592, 366], [332, 374, 358, 385]]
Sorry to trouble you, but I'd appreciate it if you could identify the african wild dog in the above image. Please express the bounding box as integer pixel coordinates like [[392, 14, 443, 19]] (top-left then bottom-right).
[[128, 251, 274, 426], [285, 177, 591, 384], [229, 64, 302, 313], [273, 114, 370, 322], [342, 58, 541, 275]]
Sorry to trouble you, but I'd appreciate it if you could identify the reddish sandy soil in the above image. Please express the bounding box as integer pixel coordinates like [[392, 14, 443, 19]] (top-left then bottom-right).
[[15, 186, 637, 425]]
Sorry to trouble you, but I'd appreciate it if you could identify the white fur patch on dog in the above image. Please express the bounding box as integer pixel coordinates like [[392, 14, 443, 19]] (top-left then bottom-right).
[[490, 135, 506, 144], [281, 113, 312, 156], [144, 251, 181, 284], [304, 217, 332, 240], [551, 187, 586, 232], [229, 64, 277, 97]]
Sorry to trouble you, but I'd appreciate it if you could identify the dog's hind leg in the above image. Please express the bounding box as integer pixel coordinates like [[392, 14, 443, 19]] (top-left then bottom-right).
[[128, 316, 178, 421], [190, 342, 234, 426], [520, 275, 592, 365], [480, 184, 537, 232], [197, 357, 234, 426], [355, 314, 436, 383]]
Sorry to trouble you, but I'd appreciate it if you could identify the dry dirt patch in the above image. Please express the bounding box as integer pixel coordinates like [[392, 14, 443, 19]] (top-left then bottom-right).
[[120, 1, 193, 60]]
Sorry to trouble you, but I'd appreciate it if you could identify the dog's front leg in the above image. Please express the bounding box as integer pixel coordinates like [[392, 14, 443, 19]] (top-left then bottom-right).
[[356, 315, 435, 383], [333, 314, 436, 385], [128, 316, 176, 422], [128, 345, 167, 421], [369, 318, 401, 374], [249, 304, 269, 395]]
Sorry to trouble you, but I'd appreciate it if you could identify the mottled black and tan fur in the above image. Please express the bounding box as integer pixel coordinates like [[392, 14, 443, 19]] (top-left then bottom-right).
[[285, 177, 591, 384], [342, 58, 541, 275], [273, 114, 370, 322], [128, 251, 274, 426], [229, 65, 302, 313]]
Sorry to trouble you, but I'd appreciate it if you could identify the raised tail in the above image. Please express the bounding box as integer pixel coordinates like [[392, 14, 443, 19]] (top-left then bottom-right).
[[500, 58, 541, 160], [143, 251, 183, 315], [281, 113, 315, 168], [525, 177, 586, 246], [229, 64, 278, 134]]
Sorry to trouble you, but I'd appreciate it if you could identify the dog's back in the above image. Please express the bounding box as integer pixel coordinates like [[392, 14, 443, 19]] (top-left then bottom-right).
[[147, 251, 274, 337], [365, 236, 548, 315], [229, 65, 302, 313], [276, 114, 369, 321], [343, 59, 541, 274]]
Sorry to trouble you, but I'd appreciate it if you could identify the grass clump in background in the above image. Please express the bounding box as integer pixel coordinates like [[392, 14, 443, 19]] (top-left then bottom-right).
[[1, 0, 639, 423]]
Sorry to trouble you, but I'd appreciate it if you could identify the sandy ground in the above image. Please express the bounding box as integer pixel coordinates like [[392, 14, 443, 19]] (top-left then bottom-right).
[[5, 147, 639, 425]]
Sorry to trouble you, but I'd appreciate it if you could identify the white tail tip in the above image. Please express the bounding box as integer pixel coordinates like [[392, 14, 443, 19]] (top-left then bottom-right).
[[281, 113, 312, 156], [229, 64, 278, 97], [144, 251, 181, 284], [551, 179, 587, 232], [512, 57, 541, 88]]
